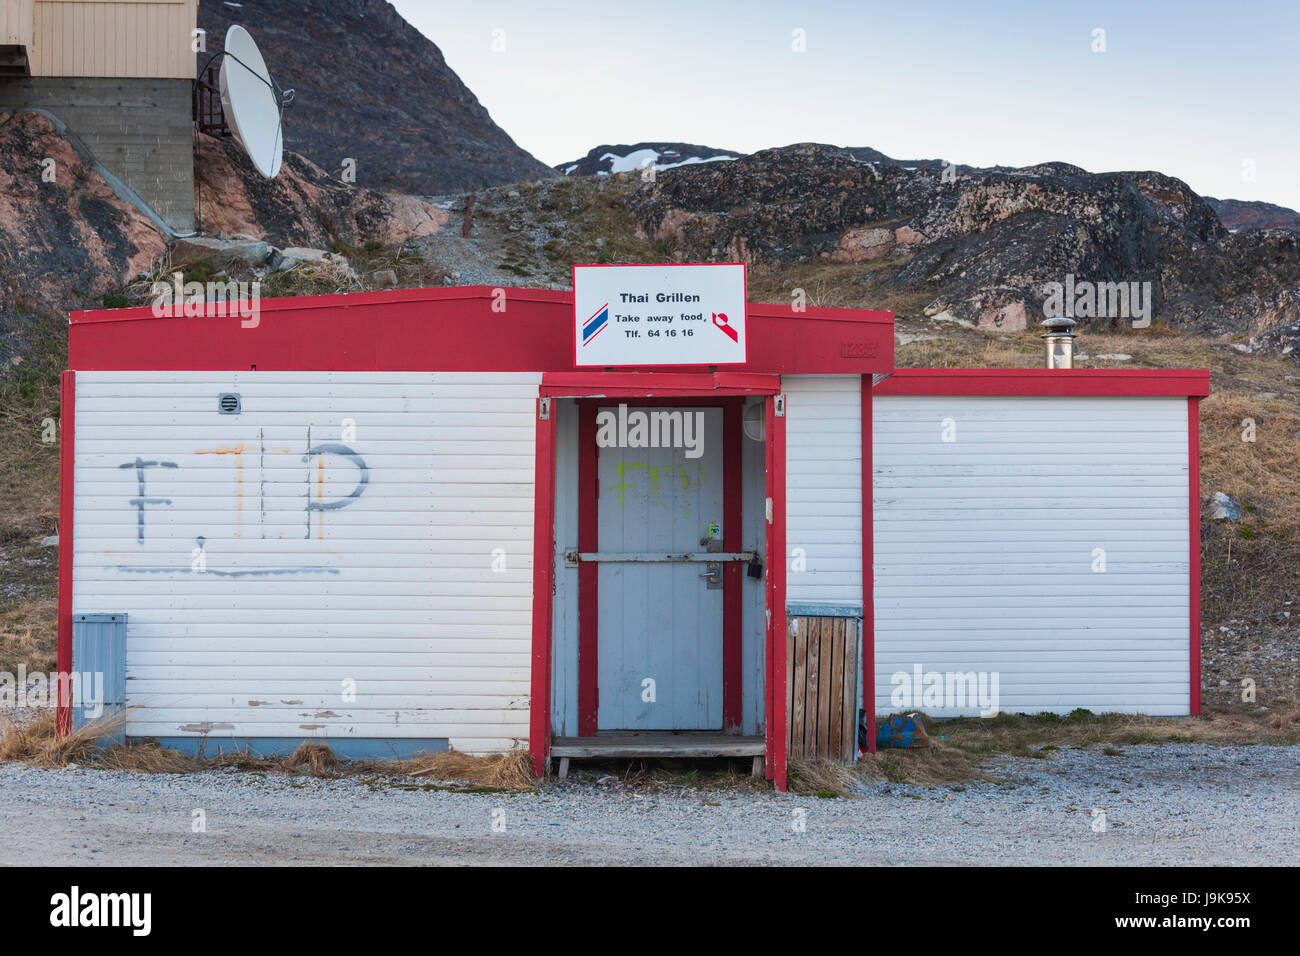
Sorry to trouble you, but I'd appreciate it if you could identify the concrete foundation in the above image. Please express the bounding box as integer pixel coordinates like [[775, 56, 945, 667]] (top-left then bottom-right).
[[0, 76, 194, 232]]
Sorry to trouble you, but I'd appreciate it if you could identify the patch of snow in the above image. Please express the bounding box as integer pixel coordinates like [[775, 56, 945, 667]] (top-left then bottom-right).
[[597, 148, 738, 174], [598, 148, 663, 173], [564, 164, 578, 175]]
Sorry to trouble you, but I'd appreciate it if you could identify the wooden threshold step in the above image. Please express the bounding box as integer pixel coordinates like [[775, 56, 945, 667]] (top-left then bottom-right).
[[550, 733, 767, 780], [550, 734, 765, 758]]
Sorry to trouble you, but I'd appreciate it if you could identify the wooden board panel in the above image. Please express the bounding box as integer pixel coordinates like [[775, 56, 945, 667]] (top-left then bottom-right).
[[828, 617, 844, 759], [803, 617, 820, 757], [842, 620, 858, 761], [786, 614, 860, 765], [788, 618, 805, 759]]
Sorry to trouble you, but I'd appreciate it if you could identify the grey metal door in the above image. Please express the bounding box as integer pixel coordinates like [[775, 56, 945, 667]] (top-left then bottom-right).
[[596, 406, 725, 730]]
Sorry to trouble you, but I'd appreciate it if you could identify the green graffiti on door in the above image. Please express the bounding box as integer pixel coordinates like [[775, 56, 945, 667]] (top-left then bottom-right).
[[607, 460, 706, 516]]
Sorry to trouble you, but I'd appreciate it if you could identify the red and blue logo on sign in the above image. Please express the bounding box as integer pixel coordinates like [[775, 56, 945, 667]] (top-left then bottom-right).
[[582, 302, 609, 346]]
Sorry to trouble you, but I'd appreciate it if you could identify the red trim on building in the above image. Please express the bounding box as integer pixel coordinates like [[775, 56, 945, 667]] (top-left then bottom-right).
[[576, 401, 599, 736], [874, 367, 1210, 397], [568, 394, 752, 738], [860, 377, 876, 754], [542, 371, 781, 396], [56, 371, 75, 735], [723, 400, 743, 733], [769, 393, 788, 791], [1188, 397, 1202, 716], [529, 399, 557, 778], [763, 396, 775, 780], [70, 288, 894, 377]]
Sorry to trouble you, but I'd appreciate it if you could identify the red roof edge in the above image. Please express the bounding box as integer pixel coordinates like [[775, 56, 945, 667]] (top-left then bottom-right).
[[873, 367, 1210, 398], [70, 284, 893, 327]]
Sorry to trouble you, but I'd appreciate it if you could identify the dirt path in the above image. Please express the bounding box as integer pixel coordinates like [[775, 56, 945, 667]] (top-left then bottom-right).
[[1, 744, 1296, 865]]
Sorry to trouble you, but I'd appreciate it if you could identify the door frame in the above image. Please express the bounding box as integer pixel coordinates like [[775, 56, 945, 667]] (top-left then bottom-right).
[[529, 373, 788, 789], [577, 397, 740, 736]]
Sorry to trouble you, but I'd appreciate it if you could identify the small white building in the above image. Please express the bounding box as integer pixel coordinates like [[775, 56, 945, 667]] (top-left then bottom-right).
[[57, 284, 1207, 790]]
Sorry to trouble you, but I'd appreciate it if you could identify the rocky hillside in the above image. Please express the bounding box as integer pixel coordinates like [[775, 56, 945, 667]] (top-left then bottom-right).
[[0, 108, 447, 369], [556, 142, 961, 176], [625, 144, 1300, 355], [1205, 197, 1300, 232], [0, 110, 168, 355], [198, 0, 555, 195]]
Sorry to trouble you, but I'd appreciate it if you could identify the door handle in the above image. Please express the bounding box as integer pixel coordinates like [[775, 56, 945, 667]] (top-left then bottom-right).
[[699, 562, 723, 589]]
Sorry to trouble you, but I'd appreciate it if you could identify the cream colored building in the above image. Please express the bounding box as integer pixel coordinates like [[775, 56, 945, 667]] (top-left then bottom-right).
[[1, 0, 199, 230]]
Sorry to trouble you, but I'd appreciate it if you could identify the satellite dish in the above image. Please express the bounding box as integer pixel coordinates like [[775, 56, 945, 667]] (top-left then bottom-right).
[[219, 25, 284, 179]]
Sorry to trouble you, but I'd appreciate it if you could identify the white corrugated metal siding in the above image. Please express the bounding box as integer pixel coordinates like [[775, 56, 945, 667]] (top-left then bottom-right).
[[72, 371, 540, 753], [873, 395, 1191, 716], [783, 375, 863, 607]]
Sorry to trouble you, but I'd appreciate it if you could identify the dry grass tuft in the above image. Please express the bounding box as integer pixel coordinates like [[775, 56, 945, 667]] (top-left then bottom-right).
[[1199, 392, 1300, 536], [787, 757, 859, 796], [931, 709, 1300, 754], [284, 741, 340, 776], [856, 739, 989, 787], [0, 713, 540, 788], [846, 709, 1300, 789], [96, 740, 203, 773], [0, 710, 128, 768], [398, 748, 534, 790], [0, 609, 57, 675], [0, 712, 54, 763], [1267, 710, 1300, 731]]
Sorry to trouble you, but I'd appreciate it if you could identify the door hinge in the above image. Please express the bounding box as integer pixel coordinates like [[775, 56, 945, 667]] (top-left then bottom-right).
[[538, 397, 551, 420], [774, 394, 786, 417]]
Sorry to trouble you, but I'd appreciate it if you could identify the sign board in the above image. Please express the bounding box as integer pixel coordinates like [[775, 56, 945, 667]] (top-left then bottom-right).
[[573, 263, 747, 367]]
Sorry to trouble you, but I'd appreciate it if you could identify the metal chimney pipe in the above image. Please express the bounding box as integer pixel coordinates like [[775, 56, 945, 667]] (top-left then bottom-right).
[[1040, 317, 1078, 369]]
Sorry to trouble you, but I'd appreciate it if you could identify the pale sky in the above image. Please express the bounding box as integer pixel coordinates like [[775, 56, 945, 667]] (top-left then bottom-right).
[[392, 0, 1300, 210]]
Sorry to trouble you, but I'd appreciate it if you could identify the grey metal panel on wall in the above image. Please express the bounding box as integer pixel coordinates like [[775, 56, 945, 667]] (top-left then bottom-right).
[[71, 612, 126, 735]]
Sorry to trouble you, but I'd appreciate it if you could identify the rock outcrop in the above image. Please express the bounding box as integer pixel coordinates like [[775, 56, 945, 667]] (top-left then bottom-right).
[[197, 0, 556, 195], [0, 112, 449, 369], [1204, 197, 1300, 232], [629, 143, 1300, 344], [0, 110, 167, 331], [194, 133, 447, 248]]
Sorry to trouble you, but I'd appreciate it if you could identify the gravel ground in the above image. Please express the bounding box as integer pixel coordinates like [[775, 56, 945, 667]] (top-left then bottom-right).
[[0, 743, 1296, 865]]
